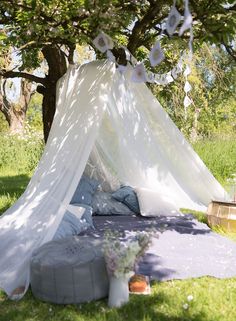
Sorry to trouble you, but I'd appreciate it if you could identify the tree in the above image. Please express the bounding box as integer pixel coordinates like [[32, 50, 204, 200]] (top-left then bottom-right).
[[0, 0, 235, 141], [0, 47, 34, 134], [0, 77, 34, 134]]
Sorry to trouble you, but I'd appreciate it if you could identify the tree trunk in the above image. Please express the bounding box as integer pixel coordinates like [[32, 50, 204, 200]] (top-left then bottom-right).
[[41, 45, 68, 142], [0, 102, 27, 134], [40, 82, 57, 143], [0, 78, 33, 135], [8, 109, 26, 134]]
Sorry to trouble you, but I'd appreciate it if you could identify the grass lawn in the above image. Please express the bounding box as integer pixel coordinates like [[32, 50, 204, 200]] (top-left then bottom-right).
[[1, 278, 236, 321], [0, 137, 236, 321], [0, 169, 30, 215]]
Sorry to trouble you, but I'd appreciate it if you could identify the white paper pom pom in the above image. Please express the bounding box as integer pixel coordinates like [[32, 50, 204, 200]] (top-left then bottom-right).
[[149, 41, 165, 67], [166, 5, 182, 36], [92, 32, 114, 53], [184, 81, 192, 93], [131, 63, 147, 83], [183, 65, 191, 77], [184, 95, 192, 107], [179, 0, 193, 36]]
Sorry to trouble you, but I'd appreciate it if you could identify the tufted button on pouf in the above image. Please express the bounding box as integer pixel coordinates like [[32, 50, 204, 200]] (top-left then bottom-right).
[[30, 236, 109, 304]]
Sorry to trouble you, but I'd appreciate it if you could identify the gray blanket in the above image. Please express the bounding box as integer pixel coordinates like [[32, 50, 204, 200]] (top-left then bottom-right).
[[85, 214, 236, 281]]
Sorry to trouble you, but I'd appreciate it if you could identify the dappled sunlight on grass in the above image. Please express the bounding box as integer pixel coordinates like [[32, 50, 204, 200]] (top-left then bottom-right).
[[0, 171, 30, 215], [181, 208, 236, 242], [211, 225, 236, 242], [1, 278, 236, 321], [181, 208, 208, 224], [193, 139, 236, 185]]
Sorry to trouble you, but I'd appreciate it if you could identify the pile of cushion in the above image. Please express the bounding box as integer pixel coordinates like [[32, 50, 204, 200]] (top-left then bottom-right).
[[70, 175, 140, 216], [54, 175, 140, 240]]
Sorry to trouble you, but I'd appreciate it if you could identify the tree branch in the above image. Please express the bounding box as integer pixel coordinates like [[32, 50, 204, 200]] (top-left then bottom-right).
[[127, 1, 168, 53], [12, 41, 51, 53], [223, 43, 236, 62], [0, 78, 11, 122], [0, 70, 46, 85]]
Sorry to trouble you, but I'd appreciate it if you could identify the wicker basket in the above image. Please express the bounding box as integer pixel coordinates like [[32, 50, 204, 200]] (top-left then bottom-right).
[[207, 201, 236, 232]]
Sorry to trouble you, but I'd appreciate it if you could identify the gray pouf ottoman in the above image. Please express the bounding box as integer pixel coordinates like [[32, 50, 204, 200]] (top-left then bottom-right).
[[30, 236, 109, 304]]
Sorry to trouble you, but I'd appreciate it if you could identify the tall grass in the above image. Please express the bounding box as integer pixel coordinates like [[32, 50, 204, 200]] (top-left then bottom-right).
[[0, 133, 44, 214], [193, 138, 236, 185], [0, 133, 44, 175]]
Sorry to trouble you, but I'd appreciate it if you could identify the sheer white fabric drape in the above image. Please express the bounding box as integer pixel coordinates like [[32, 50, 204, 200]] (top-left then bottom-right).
[[92, 65, 226, 210], [0, 60, 226, 299], [0, 61, 115, 298]]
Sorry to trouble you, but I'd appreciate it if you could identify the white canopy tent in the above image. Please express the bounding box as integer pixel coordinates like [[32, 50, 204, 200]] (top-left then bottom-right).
[[0, 60, 226, 299]]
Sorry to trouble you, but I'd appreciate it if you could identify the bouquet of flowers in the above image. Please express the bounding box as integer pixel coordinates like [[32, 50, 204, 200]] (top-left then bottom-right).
[[103, 229, 155, 278]]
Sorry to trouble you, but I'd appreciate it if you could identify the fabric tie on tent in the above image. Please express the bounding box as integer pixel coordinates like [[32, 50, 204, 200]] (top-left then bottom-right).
[[0, 60, 226, 299]]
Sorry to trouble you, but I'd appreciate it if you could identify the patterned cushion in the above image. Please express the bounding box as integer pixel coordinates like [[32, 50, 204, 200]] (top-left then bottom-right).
[[53, 205, 94, 240], [70, 175, 99, 205], [92, 191, 135, 215], [112, 186, 140, 214]]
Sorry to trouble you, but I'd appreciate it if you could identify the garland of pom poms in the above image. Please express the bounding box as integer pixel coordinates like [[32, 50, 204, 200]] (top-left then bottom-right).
[[92, 0, 194, 113]]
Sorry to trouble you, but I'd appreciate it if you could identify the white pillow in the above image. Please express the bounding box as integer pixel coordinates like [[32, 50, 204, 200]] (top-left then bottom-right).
[[135, 187, 181, 217], [67, 204, 85, 219]]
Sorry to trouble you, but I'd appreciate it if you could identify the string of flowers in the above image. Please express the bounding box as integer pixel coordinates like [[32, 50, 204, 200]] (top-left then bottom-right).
[[102, 229, 157, 278]]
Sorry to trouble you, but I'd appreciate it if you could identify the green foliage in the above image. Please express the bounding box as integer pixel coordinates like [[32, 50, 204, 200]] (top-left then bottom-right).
[[193, 138, 236, 184], [0, 133, 44, 174], [0, 0, 235, 70], [0, 113, 8, 133], [0, 0, 139, 69], [26, 92, 43, 131], [153, 44, 236, 140], [181, 208, 208, 224]]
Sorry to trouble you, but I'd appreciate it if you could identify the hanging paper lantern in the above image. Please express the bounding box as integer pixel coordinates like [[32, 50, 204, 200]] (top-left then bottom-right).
[[149, 41, 165, 67], [166, 5, 182, 36], [154, 73, 172, 85], [131, 63, 147, 83], [165, 71, 174, 83], [92, 32, 114, 53], [171, 67, 178, 79], [184, 95, 192, 107], [184, 81, 192, 93], [171, 61, 183, 79], [121, 46, 132, 62], [183, 65, 191, 77], [154, 74, 162, 85], [130, 55, 138, 66], [147, 72, 155, 83], [177, 61, 183, 72], [179, 0, 193, 36]]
